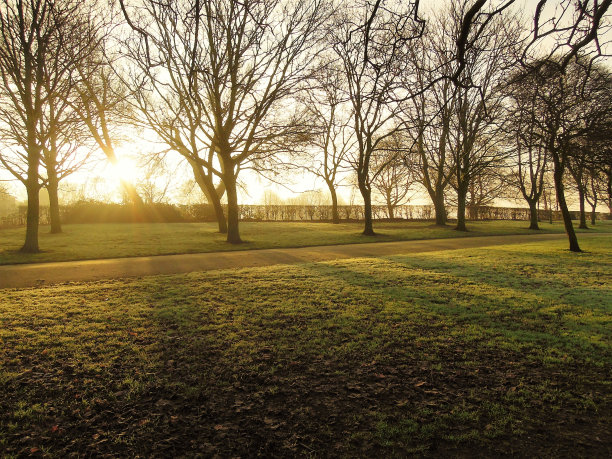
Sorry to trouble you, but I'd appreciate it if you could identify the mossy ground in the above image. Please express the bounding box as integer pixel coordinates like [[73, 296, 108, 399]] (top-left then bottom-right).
[[1, 237, 610, 456]]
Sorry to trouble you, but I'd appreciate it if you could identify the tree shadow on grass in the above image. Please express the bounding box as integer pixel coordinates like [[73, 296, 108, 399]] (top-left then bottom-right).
[[302, 250, 611, 354], [1, 254, 610, 457], [297, 257, 611, 450]]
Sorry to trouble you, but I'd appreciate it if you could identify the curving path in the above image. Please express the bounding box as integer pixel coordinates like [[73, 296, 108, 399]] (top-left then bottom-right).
[[0, 233, 607, 289]]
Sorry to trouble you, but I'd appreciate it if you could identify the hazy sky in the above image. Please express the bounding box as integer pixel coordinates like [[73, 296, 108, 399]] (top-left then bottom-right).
[[0, 0, 608, 209]]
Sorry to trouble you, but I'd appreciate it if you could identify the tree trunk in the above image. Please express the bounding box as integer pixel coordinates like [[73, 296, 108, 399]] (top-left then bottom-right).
[[22, 174, 40, 253], [47, 174, 62, 234], [387, 198, 394, 220], [205, 190, 227, 233], [189, 160, 227, 233], [359, 183, 375, 236], [528, 199, 539, 230], [591, 204, 596, 226], [22, 127, 41, 253], [432, 191, 446, 225], [327, 180, 340, 224], [553, 155, 580, 252], [455, 185, 468, 231], [224, 171, 242, 244], [577, 187, 588, 229], [542, 190, 553, 223]]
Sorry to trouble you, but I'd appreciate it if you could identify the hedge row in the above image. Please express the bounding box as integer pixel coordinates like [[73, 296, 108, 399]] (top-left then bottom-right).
[[0, 200, 603, 228]]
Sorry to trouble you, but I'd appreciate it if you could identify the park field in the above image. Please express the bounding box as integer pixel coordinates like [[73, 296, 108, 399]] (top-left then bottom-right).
[[0, 237, 610, 456], [1, 219, 611, 265]]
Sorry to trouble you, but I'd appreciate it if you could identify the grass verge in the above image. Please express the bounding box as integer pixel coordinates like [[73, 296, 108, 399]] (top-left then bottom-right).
[[0, 237, 610, 456], [1, 219, 611, 265]]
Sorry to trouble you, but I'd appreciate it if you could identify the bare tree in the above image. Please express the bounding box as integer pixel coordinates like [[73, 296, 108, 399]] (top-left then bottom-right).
[[567, 141, 593, 229], [583, 163, 606, 225], [371, 132, 415, 219], [69, 9, 146, 208], [332, 1, 422, 235], [594, 121, 612, 216], [505, 69, 550, 230], [521, 0, 612, 70], [466, 169, 508, 212], [40, 87, 94, 233], [0, 0, 90, 252], [445, 4, 520, 231], [402, 16, 454, 226], [120, 0, 326, 243], [117, 7, 229, 234], [510, 59, 611, 251], [137, 156, 174, 205], [294, 62, 354, 223], [38, 16, 103, 235]]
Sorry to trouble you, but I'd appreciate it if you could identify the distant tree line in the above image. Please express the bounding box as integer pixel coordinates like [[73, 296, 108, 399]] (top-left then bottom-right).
[[1, 200, 604, 229], [0, 0, 610, 252]]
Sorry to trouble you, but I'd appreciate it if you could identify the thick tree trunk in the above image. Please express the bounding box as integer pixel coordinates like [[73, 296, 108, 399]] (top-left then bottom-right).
[[432, 191, 446, 225], [455, 185, 468, 231], [327, 181, 340, 224], [22, 128, 41, 253], [577, 187, 588, 229], [22, 175, 40, 253], [528, 200, 540, 230], [553, 156, 580, 252], [359, 183, 375, 236], [224, 172, 242, 244], [47, 174, 62, 234]]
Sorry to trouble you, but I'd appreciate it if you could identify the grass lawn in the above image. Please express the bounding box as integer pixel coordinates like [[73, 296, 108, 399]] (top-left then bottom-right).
[[0, 237, 610, 456], [1, 219, 611, 265]]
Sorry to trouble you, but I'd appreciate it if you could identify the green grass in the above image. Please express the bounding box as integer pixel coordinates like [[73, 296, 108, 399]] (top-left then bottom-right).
[[1, 219, 611, 264], [0, 237, 610, 456]]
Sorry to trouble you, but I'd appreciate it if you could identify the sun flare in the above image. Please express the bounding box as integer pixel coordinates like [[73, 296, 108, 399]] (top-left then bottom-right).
[[111, 158, 139, 183]]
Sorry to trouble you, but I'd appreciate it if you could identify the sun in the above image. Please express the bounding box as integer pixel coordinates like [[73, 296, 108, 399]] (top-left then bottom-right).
[[111, 157, 140, 183]]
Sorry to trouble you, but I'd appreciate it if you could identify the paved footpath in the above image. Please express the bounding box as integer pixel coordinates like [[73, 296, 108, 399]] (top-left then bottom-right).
[[0, 233, 607, 289]]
